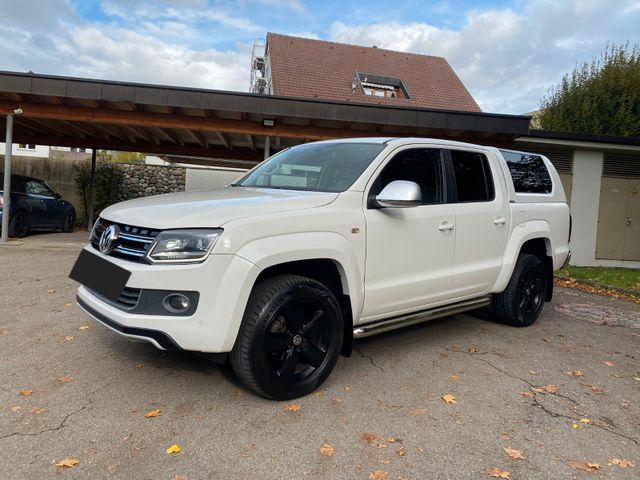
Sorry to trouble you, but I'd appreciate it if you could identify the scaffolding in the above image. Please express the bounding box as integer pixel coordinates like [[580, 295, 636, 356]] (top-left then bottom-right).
[[249, 38, 269, 94]]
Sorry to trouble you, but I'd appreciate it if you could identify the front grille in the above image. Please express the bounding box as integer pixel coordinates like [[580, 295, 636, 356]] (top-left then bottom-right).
[[91, 218, 160, 262], [86, 287, 142, 310]]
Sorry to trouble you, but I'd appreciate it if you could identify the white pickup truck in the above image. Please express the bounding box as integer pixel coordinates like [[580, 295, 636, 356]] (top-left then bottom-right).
[[70, 137, 571, 399]]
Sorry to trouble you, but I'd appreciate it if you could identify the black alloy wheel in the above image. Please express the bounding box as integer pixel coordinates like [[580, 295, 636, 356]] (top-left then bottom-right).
[[516, 261, 545, 324], [9, 211, 30, 238], [231, 275, 343, 400], [491, 254, 547, 327], [265, 297, 332, 383]]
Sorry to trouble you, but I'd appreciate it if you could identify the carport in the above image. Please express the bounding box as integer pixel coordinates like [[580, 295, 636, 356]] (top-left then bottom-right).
[[0, 71, 531, 241]]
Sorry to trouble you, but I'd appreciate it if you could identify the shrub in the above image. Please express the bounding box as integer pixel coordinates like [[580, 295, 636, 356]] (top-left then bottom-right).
[[73, 153, 124, 226]]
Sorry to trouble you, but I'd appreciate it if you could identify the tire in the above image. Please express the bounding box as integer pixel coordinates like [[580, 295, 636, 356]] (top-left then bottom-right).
[[62, 210, 76, 233], [491, 254, 547, 327], [230, 275, 343, 400], [8, 210, 30, 238]]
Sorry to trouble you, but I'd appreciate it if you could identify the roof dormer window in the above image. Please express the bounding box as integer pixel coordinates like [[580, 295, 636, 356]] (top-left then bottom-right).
[[356, 72, 410, 99]]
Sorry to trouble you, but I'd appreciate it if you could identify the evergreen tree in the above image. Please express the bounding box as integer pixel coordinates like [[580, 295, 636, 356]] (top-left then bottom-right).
[[538, 44, 640, 137]]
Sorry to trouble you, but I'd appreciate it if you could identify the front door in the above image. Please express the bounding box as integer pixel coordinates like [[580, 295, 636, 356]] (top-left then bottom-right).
[[362, 147, 456, 320]]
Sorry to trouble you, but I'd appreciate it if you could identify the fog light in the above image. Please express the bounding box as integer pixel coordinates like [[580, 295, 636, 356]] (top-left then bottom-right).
[[163, 294, 190, 313]]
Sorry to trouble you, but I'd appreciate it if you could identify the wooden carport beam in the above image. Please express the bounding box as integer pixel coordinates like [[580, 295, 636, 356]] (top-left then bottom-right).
[[0, 101, 372, 141], [246, 134, 256, 151]]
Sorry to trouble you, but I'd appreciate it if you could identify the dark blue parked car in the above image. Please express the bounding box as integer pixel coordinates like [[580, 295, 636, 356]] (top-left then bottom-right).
[[0, 174, 76, 238]]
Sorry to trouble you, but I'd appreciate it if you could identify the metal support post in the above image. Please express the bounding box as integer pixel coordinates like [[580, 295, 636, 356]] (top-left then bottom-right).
[[1, 114, 14, 242]]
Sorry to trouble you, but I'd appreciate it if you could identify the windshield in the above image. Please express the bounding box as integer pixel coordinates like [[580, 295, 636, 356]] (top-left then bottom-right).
[[237, 142, 386, 192]]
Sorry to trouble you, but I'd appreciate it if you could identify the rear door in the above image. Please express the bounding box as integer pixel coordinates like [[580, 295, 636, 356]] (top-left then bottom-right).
[[446, 149, 509, 296], [362, 147, 456, 320]]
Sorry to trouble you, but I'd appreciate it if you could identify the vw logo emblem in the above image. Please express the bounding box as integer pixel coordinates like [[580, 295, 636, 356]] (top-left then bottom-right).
[[99, 224, 120, 254]]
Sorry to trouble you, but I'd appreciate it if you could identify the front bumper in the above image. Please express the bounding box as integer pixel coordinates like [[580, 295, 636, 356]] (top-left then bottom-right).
[[75, 246, 260, 352]]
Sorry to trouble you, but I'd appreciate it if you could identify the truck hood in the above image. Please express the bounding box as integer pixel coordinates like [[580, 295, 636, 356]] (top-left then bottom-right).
[[101, 187, 338, 229]]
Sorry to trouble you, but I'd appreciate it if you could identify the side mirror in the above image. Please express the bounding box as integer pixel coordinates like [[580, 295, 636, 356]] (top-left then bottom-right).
[[54, 192, 63, 199], [375, 180, 422, 208]]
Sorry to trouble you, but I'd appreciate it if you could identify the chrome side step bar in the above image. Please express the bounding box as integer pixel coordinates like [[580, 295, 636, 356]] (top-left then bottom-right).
[[353, 296, 491, 339]]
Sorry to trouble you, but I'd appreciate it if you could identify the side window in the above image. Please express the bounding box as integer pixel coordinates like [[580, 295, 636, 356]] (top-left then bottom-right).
[[450, 150, 495, 202], [27, 180, 53, 197], [371, 148, 443, 205], [500, 150, 552, 194]]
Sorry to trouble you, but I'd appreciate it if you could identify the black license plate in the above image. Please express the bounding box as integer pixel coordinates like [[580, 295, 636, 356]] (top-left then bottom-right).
[[69, 250, 131, 301]]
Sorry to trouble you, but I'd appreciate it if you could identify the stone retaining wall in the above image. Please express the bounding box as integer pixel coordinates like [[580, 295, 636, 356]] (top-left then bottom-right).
[[118, 164, 186, 201]]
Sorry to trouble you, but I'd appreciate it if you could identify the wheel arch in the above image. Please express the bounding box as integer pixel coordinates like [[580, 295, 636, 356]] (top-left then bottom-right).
[[493, 222, 554, 301], [253, 259, 354, 356], [235, 232, 364, 357]]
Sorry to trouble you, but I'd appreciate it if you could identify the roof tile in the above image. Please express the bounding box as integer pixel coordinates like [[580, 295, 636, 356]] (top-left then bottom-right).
[[266, 33, 481, 113]]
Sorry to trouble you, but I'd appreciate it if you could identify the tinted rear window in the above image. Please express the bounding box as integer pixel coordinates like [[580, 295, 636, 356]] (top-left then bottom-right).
[[450, 150, 495, 202], [501, 150, 553, 194]]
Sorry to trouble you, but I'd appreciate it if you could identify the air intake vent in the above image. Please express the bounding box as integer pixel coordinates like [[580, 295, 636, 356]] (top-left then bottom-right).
[[603, 153, 640, 178]]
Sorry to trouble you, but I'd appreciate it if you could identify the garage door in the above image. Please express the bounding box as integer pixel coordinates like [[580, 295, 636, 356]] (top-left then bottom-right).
[[595, 153, 640, 261]]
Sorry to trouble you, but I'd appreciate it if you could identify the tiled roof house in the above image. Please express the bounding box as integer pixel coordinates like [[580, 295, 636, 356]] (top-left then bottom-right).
[[258, 32, 481, 112]]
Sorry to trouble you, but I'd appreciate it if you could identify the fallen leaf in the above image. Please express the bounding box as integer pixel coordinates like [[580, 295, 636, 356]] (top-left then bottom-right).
[[62, 335, 75, 342], [31, 406, 46, 414], [319, 444, 335, 457], [528, 370, 539, 374], [531, 384, 558, 394], [283, 404, 302, 412], [387, 437, 401, 443], [47, 289, 56, 294], [369, 470, 389, 480], [468, 345, 479, 353], [343, 386, 351, 391], [503, 447, 524, 460], [449, 374, 460, 382], [313, 390, 325, 397], [175, 475, 188, 480], [166, 444, 182, 454], [543, 337, 553, 342], [18, 389, 33, 396], [487, 467, 510, 478], [608, 458, 635, 468], [520, 391, 533, 398], [55, 458, 80, 470], [396, 447, 406, 456], [78, 325, 90, 331], [564, 370, 585, 377], [144, 409, 161, 418], [58, 375, 74, 383], [569, 461, 601, 472], [136, 363, 144, 368], [361, 432, 381, 446], [412, 408, 428, 416], [591, 385, 605, 394], [442, 393, 457, 404], [11, 405, 22, 412], [579, 418, 592, 424], [572, 423, 580, 429]]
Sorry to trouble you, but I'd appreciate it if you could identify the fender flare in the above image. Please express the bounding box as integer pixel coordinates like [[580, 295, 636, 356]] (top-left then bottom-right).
[[492, 220, 553, 293], [235, 231, 365, 323]]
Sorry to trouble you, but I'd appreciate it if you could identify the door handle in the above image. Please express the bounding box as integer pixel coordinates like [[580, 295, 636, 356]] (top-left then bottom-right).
[[438, 222, 455, 232], [494, 217, 506, 226], [627, 217, 632, 227]]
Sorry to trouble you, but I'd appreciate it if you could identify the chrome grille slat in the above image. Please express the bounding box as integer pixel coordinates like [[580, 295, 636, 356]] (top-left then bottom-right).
[[90, 218, 159, 263]]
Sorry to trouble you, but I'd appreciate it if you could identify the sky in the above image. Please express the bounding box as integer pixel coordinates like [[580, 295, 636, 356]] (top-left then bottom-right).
[[1, 0, 639, 114]]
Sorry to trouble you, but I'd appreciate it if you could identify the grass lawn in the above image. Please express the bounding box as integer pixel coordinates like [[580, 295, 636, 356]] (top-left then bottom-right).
[[557, 266, 640, 293]]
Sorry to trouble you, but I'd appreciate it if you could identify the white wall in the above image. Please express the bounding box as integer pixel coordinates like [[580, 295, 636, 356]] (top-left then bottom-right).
[[569, 150, 603, 266], [0, 143, 50, 158]]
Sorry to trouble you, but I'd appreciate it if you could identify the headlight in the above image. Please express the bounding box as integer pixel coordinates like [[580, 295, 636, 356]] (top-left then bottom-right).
[[145, 229, 223, 264]]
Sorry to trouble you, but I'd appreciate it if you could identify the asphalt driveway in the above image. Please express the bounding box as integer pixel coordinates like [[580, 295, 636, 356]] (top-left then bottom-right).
[[1, 233, 638, 479]]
